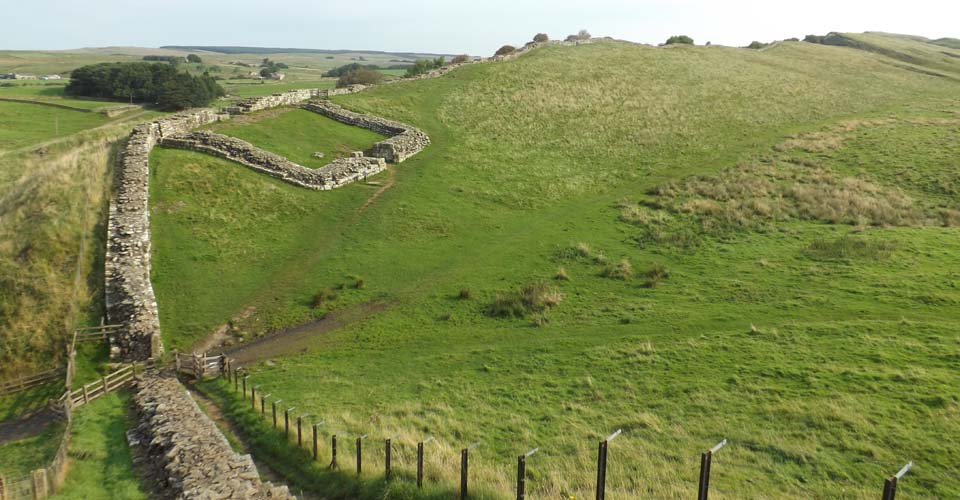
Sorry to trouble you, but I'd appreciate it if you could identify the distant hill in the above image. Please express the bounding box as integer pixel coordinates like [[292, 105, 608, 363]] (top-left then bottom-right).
[[160, 45, 454, 59], [931, 37, 960, 49]]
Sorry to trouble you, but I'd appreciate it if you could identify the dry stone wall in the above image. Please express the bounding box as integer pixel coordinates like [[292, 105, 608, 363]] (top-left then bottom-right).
[[161, 131, 386, 190], [107, 109, 228, 361], [131, 374, 293, 499], [302, 101, 429, 163], [223, 86, 371, 115]]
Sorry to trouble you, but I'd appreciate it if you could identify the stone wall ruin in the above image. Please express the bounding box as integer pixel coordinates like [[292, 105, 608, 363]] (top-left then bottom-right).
[[130, 374, 293, 499], [107, 109, 229, 361], [160, 131, 386, 190], [302, 101, 429, 163]]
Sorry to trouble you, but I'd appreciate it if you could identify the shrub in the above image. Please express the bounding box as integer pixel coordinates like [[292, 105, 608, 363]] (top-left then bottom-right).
[[577, 29, 591, 40], [336, 68, 384, 88], [324, 62, 379, 78], [533, 33, 549, 43], [494, 45, 516, 57], [451, 54, 470, 64], [644, 264, 670, 288], [348, 275, 366, 289], [746, 41, 768, 49], [458, 288, 472, 300], [186, 54, 202, 63], [666, 35, 694, 45], [310, 288, 337, 308], [593, 251, 608, 265], [488, 282, 563, 318], [602, 258, 633, 280], [405, 57, 444, 77], [804, 34, 825, 44], [555, 267, 570, 281], [565, 35, 579, 43]]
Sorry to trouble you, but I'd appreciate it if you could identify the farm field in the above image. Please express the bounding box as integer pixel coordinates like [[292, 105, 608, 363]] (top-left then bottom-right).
[[0, 101, 113, 150], [219, 79, 336, 100], [148, 36, 960, 498], [0, 82, 128, 110]]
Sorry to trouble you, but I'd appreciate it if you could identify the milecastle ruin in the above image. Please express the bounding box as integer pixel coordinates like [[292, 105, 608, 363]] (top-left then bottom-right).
[[105, 73, 435, 498]]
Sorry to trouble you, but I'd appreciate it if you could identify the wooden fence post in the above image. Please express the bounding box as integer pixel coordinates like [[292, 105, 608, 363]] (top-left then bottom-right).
[[460, 447, 468, 499], [417, 442, 424, 488], [330, 434, 338, 469], [81, 383, 89, 405], [31, 468, 48, 499], [356, 436, 363, 475], [596, 429, 621, 500], [312, 424, 319, 461], [174, 351, 181, 374], [517, 448, 539, 500], [297, 416, 303, 448], [882, 462, 914, 500], [698, 440, 727, 500], [0, 473, 6, 500], [385, 439, 392, 480], [101, 376, 108, 395]]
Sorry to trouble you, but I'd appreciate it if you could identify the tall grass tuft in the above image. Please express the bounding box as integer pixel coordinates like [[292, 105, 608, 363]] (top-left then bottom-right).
[[488, 282, 563, 318], [602, 258, 633, 280]]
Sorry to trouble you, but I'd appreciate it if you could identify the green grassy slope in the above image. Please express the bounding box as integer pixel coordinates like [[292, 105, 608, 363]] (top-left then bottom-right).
[[50, 392, 147, 499], [0, 101, 111, 150], [834, 32, 960, 79], [206, 108, 385, 168], [150, 36, 960, 498]]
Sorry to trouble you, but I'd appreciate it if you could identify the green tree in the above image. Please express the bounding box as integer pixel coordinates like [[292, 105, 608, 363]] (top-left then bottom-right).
[[187, 54, 202, 63], [533, 33, 549, 43], [336, 68, 384, 88], [666, 35, 694, 45]]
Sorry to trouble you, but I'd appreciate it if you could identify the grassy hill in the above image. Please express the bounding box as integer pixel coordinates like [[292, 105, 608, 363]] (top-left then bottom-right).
[[149, 34, 960, 498]]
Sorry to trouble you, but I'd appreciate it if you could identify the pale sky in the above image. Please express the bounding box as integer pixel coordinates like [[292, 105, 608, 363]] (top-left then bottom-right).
[[5, 0, 958, 55]]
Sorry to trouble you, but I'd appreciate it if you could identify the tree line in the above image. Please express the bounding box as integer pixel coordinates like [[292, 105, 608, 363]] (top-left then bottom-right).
[[66, 62, 224, 110]]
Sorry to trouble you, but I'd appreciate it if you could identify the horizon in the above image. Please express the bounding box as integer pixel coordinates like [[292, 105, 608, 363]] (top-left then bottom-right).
[[3, 0, 957, 55]]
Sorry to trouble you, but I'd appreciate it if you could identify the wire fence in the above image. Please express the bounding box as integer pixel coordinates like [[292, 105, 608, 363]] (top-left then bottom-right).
[[195, 354, 916, 500]]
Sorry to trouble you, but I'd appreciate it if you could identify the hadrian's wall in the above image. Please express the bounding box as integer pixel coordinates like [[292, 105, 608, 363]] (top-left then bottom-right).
[[160, 131, 386, 190], [131, 374, 293, 499], [302, 101, 430, 163], [109, 92, 429, 361], [107, 109, 229, 361]]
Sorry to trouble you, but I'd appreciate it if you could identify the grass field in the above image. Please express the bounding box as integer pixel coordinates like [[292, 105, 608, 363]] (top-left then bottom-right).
[[206, 107, 385, 168], [219, 79, 336, 100], [0, 101, 113, 150], [147, 36, 960, 498], [50, 392, 147, 499], [0, 82, 138, 111]]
